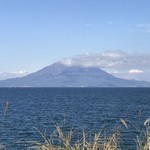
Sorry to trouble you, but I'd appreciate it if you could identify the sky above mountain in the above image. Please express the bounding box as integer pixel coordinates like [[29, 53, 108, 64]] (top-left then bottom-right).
[[0, 0, 150, 81]]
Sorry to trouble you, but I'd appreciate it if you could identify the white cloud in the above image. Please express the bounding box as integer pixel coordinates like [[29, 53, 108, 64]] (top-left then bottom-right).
[[59, 50, 150, 70], [129, 69, 144, 74], [124, 23, 150, 33], [76, 24, 93, 28], [105, 21, 113, 24], [14, 70, 28, 74], [59, 50, 128, 68], [84, 24, 93, 27], [58, 50, 150, 81], [136, 24, 150, 28], [136, 23, 150, 33], [101, 51, 125, 58], [0, 70, 28, 80], [59, 58, 72, 66]]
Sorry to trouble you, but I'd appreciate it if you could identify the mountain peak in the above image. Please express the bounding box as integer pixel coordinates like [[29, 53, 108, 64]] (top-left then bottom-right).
[[0, 63, 150, 87]]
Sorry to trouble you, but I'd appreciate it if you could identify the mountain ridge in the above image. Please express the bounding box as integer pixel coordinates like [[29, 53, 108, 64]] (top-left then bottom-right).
[[0, 63, 150, 87]]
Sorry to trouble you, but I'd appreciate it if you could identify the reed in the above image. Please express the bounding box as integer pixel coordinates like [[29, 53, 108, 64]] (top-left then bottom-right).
[[136, 117, 150, 150], [33, 124, 120, 150], [32, 118, 150, 150]]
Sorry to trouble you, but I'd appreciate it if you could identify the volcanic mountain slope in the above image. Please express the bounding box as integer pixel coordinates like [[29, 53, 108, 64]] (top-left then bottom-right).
[[0, 63, 150, 87]]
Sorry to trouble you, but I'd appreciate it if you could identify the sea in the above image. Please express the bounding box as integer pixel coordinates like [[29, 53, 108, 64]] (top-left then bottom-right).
[[0, 88, 150, 150]]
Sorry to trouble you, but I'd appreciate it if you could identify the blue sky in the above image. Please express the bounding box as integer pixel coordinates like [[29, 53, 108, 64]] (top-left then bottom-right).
[[0, 0, 150, 75]]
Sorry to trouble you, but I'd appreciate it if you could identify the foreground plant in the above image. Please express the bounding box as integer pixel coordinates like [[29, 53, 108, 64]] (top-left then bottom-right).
[[32, 117, 150, 150], [136, 117, 150, 150], [32, 124, 120, 150]]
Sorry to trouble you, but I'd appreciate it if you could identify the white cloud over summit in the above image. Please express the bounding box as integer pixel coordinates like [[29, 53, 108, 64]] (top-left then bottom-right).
[[59, 50, 150, 69], [59, 50, 150, 82], [60, 50, 127, 68]]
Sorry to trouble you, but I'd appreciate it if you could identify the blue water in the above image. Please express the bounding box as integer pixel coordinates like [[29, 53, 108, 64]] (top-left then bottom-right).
[[0, 88, 150, 149]]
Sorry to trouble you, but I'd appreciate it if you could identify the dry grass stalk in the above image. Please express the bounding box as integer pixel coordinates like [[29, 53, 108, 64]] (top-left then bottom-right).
[[4, 101, 9, 116], [34, 125, 120, 150], [33, 118, 150, 150], [136, 118, 150, 150]]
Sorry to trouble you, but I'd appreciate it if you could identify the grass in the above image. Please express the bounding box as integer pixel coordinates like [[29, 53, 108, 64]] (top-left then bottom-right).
[[31, 118, 150, 150], [136, 117, 150, 150], [33, 125, 120, 150]]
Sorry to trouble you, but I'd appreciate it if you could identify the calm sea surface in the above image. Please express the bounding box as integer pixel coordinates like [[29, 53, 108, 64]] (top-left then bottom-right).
[[0, 88, 150, 149]]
